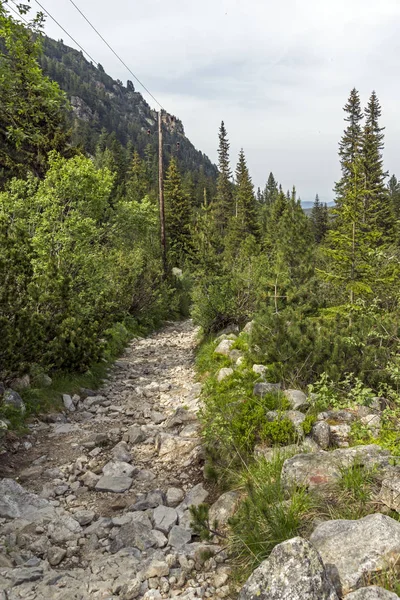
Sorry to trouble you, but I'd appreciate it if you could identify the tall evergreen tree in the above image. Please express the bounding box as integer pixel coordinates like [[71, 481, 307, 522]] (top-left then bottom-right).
[[311, 194, 328, 242], [334, 89, 363, 205], [164, 158, 191, 265], [234, 149, 258, 238], [213, 121, 234, 235], [362, 91, 394, 239], [264, 172, 279, 206], [126, 151, 148, 203]]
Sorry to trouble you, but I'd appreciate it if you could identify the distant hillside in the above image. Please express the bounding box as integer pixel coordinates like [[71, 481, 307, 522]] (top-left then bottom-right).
[[38, 37, 217, 199]]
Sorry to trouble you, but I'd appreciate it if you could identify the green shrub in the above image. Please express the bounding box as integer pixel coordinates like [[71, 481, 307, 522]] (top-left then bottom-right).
[[301, 414, 317, 435], [260, 417, 297, 446]]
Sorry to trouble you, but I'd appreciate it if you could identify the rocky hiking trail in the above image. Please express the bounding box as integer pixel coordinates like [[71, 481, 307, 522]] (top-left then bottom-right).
[[0, 321, 231, 600]]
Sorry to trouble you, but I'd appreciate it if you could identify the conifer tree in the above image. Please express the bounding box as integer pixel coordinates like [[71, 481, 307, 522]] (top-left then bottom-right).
[[311, 194, 328, 242], [164, 157, 191, 265], [126, 151, 148, 203], [334, 89, 363, 206], [362, 91, 394, 239], [213, 121, 233, 235], [264, 172, 279, 206], [234, 149, 258, 238], [388, 174, 400, 220]]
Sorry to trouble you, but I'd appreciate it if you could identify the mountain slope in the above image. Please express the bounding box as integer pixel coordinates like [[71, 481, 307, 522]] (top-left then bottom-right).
[[39, 37, 217, 190]]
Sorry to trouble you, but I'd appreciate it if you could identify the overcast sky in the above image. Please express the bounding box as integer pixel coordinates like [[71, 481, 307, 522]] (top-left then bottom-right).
[[26, 0, 400, 202]]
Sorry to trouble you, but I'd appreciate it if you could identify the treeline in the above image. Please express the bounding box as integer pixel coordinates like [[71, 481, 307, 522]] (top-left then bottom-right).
[[190, 91, 400, 390]]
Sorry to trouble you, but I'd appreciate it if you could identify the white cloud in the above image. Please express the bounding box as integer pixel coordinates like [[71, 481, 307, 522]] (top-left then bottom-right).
[[31, 0, 400, 199]]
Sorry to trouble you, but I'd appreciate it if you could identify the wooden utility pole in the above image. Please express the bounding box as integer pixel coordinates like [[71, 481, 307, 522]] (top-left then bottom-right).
[[158, 110, 167, 276]]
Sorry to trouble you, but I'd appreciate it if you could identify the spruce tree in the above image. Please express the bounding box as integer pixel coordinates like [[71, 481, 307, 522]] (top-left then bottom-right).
[[311, 194, 328, 242], [164, 157, 192, 265], [264, 172, 279, 206], [213, 121, 234, 235], [334, 89, 363, 206], [234, 149, 258, 238], [362, 91, 394, 239]]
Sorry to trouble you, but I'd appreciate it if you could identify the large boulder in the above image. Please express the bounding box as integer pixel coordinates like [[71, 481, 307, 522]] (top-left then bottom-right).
[[238, 537, 338, 600], [345, 587, 400, 599], [281, 445, 390, 490], [310, 514, 400, 596]]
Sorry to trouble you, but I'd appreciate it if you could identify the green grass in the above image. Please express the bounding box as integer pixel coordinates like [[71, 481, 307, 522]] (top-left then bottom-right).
[[228, 453, 315, 578]]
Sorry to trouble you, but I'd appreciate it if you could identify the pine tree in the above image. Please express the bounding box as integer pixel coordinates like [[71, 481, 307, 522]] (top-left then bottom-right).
[[213, 121, 233, 235], [334, 89, 363, 206], [362, 91, 394, 239], [234, 149, 258, 238], [311, 194, 328, 242], [164, 157, 192, 265]]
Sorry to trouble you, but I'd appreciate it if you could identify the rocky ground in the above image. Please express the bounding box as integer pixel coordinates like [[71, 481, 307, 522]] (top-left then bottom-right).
[[0, 321, 231, 600]]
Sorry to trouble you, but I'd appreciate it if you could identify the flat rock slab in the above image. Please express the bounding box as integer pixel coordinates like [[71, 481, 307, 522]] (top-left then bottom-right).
[[153, 505, 178, 534], [281, 445, 390, 490], [310, 513, 400, 596], [102, 460, 136, 478], [345, 587, 400, 600], [168, 525, 192, 548], [95, 476, 133, 493], [238, 536, 338, 600], [0, 479, 53, 520]]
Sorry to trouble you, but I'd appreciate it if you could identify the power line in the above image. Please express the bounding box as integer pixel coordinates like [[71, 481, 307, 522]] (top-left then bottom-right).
[[28, 0, 98, 65], [67, 0, 164, 110], [6, 1, 30, 24]]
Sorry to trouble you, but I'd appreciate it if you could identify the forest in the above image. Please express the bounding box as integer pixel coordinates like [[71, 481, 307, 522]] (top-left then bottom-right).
[[1, 0, 400, 400], [2, 3, 400, 594]]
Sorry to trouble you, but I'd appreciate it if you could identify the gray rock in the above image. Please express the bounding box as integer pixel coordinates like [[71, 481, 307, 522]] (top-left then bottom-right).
[[126, 425, 146, 444], [34, 373, 52, 388], [166, 487, 184, 508], [151, 411, 166, 424], [310, 513, 400, 596], [140, 559, 170, 579], [243, 321, 254, 334], [153, 506, 178, 534], [47, 516, 82, 543], [330, 423, 351, 447], [102, 460, 136, 478], [209, 491, 240, 528], [168, 526, 192, 549], [156, 433, 200, 459], [62, 394, 75, 412], [110, 522, 158, 553], [380, 476, 400, 512], [360, 414, 382, 436], [4, 566, 44, 586], [111, 441, 132, 463], [0, 479, 53, 519], [252, 364, 267, 377], [10, 375, 30, 390], [47, 546, 66, 566], [217, 367, 233, 382], [214, 339, 235, 356], [238, 536, 338, 600], [311, 421, 330, 450], [284, 389, 310, 412], [178, 483, 209, 514], [120, 578, 142, 599], [95, 476, 133, 493], [345, 587, 400, 599], [253, 382, 281, 397], [3, 389, 25, 412], [81, 470, 100, 489], [74, 509, 95, 526], [281, 445, 390, 490]]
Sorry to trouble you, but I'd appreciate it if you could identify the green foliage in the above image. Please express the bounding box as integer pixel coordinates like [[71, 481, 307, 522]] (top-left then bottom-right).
[[0, 3, 70, 184], [260, 418, 297, 446], [198, 346, 290, 466], [189, 503, 224, 541], [326, 462, 379, 520], [229, 455, 314, 577], [301, 414, 317, 435], [164, 157, 192, 265], [0, 153, 181, 379]]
